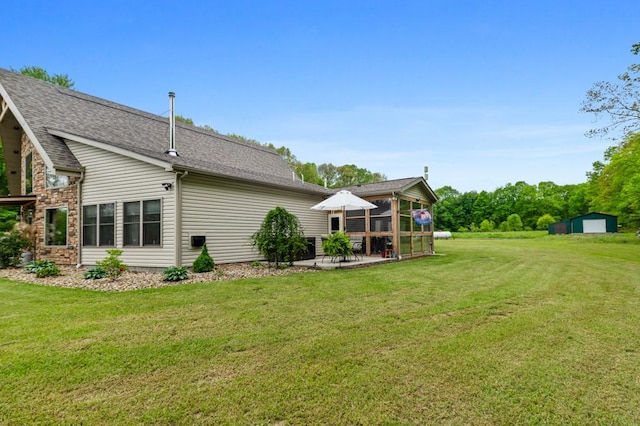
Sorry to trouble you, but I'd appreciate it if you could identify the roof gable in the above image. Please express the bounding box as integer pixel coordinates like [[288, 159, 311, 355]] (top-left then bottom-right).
[[338, 177, 438, 202]]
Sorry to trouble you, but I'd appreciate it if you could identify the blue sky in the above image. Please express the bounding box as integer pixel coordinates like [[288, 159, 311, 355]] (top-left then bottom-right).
[[3, 0, 638, 192]]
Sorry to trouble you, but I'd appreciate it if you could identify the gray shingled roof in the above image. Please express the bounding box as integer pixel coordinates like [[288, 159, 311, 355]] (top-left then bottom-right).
[[0, 68, 330, 195], [339, 177, 437, 201]]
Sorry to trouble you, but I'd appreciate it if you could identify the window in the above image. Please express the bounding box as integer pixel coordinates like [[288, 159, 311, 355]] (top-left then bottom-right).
[[143, 199, 161, 245], [82, 203, 114, 246], [46, 167, 69, 189], [99, 204, 115, 246], [45, 207, 67, 246], [83, 206, 97, 246], [124, 199, 161, 246], [123, 202, 140, 246], [25, 153, 33, 194]]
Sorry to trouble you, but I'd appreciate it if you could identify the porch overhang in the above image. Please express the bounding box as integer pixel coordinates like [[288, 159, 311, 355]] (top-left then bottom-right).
[[0, 195, 37, 206]]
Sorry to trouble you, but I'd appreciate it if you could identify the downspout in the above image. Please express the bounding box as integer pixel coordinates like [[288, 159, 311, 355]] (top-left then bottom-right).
[[391, 191, 398, 258], [76, 170, 85, 267], [174, 170, 188, 266]]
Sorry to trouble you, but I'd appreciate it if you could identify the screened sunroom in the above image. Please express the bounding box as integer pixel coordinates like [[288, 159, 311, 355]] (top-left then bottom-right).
[[338, 177, 438, 259]]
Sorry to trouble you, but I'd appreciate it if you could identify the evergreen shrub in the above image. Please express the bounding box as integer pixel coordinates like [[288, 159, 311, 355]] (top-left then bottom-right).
[[193, 243, 215, 273]]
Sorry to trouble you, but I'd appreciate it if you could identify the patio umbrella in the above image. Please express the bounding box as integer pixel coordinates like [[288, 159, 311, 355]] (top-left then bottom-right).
[[311, 190, 377, 211], [312, 190, 377, 261]]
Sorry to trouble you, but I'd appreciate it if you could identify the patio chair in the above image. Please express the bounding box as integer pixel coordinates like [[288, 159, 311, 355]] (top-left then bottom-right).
[[350, 237, 363, 260]]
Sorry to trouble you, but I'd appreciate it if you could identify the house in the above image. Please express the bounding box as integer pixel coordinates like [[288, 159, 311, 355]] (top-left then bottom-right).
[[549, 212, 618, 235], [0, 68, 438, 268]]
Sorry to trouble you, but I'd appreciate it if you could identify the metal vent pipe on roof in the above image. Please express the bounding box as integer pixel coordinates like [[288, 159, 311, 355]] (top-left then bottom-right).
[[166, 91, 178, 157]]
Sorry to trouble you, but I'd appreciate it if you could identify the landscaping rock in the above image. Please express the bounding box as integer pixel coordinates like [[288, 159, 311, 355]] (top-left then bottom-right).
[[0, 263, 315, 292]]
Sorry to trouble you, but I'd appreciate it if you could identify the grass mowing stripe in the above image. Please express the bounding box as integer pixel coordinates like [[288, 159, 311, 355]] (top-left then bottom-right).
[[1, 236, 639, 424]]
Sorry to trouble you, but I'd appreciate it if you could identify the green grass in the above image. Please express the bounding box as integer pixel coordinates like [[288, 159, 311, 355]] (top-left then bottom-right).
[[1, 237, 640, 424], [452, 230, 550, 239], [452, 230, 640, 243]]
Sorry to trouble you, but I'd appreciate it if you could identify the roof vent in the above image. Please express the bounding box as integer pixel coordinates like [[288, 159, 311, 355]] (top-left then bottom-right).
[[165, 92, 178, 157]]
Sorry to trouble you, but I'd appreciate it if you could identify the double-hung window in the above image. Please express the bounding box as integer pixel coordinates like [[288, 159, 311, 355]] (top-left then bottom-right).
[[124, 199, 161, 246], [82, 203, 115, 246]]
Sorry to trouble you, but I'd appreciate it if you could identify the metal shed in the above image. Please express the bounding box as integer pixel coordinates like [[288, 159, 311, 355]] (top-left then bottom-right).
[[549, 212, 618, 234]]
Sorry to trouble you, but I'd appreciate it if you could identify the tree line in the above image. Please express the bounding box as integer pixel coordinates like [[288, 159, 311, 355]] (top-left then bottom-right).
[[224, 134, 387, 188], [433, 181, 589, 232]]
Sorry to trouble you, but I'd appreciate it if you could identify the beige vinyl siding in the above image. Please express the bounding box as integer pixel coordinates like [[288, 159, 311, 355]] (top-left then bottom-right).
[[66, 141, 176, 268], [181, 174, 326, 264], [402, 185, 433, 203]]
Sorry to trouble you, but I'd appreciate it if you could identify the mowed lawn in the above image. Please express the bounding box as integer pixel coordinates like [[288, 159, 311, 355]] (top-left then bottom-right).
[[1, 237, 639, 425]]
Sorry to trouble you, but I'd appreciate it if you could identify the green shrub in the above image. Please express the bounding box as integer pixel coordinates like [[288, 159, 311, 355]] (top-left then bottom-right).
[[163, 266, 188, 282], [479, 219, 495, 232], [193, 243, 215, 273], [537, 213, 556, 230], [0, 220, 16, 233], [0, 208, 18, 233], [506, 213, 524, 231], [0, 231, 30, 268], [35, 264, 60, 278], [26, 259, 60, 278], [96, 249, 128, 280], [84, 266, 107, 280], [25, 259, 56, 274]]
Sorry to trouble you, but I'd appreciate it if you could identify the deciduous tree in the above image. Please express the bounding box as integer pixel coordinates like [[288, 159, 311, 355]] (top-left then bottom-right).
[[581, 43, 640, 140]]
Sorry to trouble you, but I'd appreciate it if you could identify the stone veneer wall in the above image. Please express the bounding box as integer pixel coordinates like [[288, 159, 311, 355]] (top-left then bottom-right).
[[22, 133, 79, 265]]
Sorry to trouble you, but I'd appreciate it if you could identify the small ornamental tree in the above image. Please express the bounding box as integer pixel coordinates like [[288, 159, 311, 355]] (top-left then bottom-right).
[[193, 242, 215, 273], [251, 206, 308, 268]]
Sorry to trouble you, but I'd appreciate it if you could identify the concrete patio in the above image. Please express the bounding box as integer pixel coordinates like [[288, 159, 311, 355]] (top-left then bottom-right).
[[293, 254, 395, 270]]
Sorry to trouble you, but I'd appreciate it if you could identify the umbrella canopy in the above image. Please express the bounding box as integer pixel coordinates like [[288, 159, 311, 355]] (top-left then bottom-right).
[[311, 190, 377, 211]]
